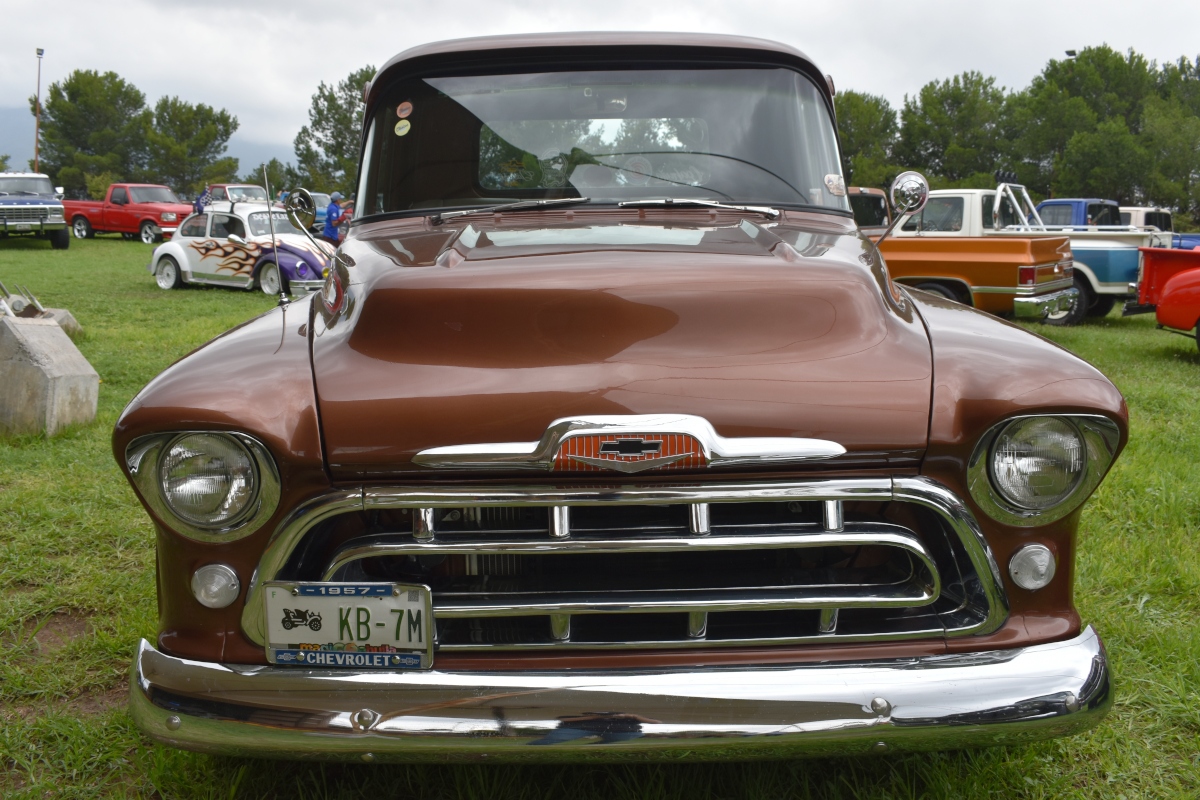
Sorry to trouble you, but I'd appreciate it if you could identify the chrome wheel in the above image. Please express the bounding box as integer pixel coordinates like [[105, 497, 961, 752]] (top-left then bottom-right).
[[140, 222, 160, 245], [259, 263, 282, 295], [72, 217, 92, 239], [155, 257, 181, 290]]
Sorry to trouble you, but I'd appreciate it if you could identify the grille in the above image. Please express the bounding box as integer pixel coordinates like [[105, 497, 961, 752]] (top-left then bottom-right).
[[0, 207, 51, 222], [246, 478, 1007, 652]]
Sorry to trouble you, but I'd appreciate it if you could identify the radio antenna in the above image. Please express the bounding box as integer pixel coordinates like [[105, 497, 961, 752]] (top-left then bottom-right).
[[262, 166, 288, 308]]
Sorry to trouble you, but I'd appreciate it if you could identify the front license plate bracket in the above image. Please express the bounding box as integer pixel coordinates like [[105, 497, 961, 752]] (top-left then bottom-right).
[[263, 582, 434, 669]]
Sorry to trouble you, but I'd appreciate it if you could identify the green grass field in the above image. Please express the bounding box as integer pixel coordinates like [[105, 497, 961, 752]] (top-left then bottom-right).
[[1, 237, 1198, 798]]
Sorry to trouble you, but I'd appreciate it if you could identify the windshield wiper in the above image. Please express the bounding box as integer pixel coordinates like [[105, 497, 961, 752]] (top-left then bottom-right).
[[618, 198, 779, 219], [431, 197, 590, 225]]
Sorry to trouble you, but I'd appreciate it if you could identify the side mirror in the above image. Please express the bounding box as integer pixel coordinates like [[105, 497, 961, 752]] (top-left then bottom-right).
[[889, 171, 929, 217], [285, 188, 317, 232], [54, 186, 64, 197], [227, 233, 247, 245], [872, 170, 929, 248]]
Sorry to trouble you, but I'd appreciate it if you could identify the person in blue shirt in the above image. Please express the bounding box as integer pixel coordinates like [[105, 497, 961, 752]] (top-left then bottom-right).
[[321, 192, 344, 243]]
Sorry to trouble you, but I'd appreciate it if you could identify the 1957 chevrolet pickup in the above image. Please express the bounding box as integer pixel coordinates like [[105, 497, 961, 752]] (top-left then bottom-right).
[[120, 32, 1126, 762]]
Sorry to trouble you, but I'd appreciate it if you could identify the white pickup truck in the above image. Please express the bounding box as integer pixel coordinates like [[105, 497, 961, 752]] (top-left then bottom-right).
[[894, 184, 1169, 324]]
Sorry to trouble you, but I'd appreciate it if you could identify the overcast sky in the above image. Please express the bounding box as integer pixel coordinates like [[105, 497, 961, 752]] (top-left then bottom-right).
[[2, 0, 1198, 171]]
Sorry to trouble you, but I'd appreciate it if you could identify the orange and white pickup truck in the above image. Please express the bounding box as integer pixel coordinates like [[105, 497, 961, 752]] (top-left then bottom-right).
[[849, 186, 1078, 323]]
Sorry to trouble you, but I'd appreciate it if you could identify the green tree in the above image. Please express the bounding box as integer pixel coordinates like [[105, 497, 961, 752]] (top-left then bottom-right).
[[1140, 95, 1200, 218], [30, 69, 149, 195], [294, 65, 375, 195], [1057, 119, 1149, 203], [894, 71, 1008, 186], [143, 97, 239, 194], [0, 154, 9, 172], [833, 90, 899, 188], [241, 158, 301, 196]]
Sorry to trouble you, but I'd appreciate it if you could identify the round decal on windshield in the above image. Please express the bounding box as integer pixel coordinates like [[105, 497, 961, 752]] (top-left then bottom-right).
[[619, 156, 653, 186], [396, 101, 413, 119], [394, 119, 412, 137]]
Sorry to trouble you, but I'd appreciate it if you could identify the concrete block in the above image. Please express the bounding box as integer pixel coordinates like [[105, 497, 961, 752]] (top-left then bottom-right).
[[0, 316, 99, 436], [42, 308, 83, 339]]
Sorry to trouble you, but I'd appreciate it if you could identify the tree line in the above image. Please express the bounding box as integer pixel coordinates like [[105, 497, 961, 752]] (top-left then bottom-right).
[[836, 45, 1200, 227], [25, 66, 374, 199]]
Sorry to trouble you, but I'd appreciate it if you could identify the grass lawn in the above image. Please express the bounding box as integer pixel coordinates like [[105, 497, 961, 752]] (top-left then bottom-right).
[[2, 237, 1198, 798]]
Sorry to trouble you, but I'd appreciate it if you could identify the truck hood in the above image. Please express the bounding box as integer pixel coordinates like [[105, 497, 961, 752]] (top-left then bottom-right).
[[313, 214, 934, 479], [0, 196, 62, 206]]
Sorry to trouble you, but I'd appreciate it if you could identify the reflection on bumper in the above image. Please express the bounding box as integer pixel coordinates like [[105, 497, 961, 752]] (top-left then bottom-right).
[[1013, 288, 1079, 318], [130, 626, 1111, 762], [289, 279, 324, 295]]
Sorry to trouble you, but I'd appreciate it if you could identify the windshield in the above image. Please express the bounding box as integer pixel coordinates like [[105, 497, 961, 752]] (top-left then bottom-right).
[[129, 186, 180, 204], [247, 211, 305, 237], [849, 194, 888, 227], [228, 185, 268, 201], [359, 67, 848, 217], [0, 176, 55, 195]]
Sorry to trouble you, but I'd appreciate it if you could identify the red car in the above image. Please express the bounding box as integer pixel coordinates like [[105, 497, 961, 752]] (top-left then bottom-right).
[[65, 184, 194, 244], [1124, 247, 1200, 351]]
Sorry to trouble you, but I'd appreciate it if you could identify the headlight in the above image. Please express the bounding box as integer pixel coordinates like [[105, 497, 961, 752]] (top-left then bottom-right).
[[989, 417, 1084, 510], [161, 212, 177, 222], [159, 433, 258, 528], [126, 431, 281, 542], [968, 415, 1121, 526]]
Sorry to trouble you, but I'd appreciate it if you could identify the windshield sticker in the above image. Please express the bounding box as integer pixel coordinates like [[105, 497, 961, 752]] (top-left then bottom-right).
[[396, 101, 413, 119], [395, 119, 412, 137], [824, 174, 846, 197], [620, 156, 653, 186]]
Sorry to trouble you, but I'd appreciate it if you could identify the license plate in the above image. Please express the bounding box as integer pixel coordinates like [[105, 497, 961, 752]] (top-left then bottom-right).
[[264, 582, 434, 669], [12, 223, 31, 231]]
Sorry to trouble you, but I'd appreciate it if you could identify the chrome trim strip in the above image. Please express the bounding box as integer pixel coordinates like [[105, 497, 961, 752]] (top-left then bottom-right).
[[125, 432, 281, 544], [240, 477, 1005, 647], [972, 276, 1074, 296], [130, 627, 1111, 761], [412, 414, 846, 471], [967, 415, 1121, 527], [1013, 288, 1079, 319]]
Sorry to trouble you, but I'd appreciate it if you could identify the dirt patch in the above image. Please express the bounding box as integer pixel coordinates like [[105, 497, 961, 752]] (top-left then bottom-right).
[[3, 686, 126, 723], [26, 611, 91, 654]]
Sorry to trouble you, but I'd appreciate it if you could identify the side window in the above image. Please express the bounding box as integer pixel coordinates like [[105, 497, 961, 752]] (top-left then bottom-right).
[[178, 215, 208, 237], [211, 187, 227, 201], [110, 187, 128, 205], [1146, 212, 1172, 231], [1119, 212, 1132, 226], [211, 215, 246, 239], [1088, 204, 1119, 226], [917, 197, 964, 232], [901, 211, 921, 232], [1040, 204, 1072, 226]]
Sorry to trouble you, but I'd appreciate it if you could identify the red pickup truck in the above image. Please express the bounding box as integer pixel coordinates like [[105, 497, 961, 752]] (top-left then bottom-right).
[[65, 184, 194, 244]]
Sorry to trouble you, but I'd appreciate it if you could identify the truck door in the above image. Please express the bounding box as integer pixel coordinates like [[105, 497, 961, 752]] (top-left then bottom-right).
[[107, 186, 132, 231]]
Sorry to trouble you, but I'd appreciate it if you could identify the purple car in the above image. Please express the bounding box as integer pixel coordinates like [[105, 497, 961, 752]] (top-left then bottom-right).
[[148, 201, 330, 294]]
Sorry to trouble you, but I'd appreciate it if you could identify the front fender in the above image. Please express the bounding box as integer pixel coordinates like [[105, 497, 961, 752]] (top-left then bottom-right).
[[1157, 268, 1200, 331]]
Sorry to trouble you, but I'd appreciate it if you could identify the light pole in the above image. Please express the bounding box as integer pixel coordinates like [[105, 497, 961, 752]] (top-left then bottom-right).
[[34, 48, 44, 173]]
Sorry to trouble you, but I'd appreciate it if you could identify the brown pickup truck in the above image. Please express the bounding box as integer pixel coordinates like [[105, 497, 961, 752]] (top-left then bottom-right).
[[64, 183, 194, 244], [849, 187, 1077, 321]]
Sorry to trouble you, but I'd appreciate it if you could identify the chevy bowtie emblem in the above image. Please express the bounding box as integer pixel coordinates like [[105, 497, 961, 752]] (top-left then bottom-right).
[[600, 439, 662, 457], [557, 434, 705, 473]]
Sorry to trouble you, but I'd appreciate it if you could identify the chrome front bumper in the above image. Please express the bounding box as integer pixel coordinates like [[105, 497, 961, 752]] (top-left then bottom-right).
[[1013, 287, 1079, 318], [130, 627, 1110, 762], [288, 278, 325, 295]]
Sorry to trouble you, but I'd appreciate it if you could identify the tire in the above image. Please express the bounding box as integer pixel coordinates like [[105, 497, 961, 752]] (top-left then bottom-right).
[[309, 619, 322, 632], [1043, 275, 1090, 326], [1087, 295, 1116, 317], [49, 227, 70, 250], [914, 282, 959, 302], [139, 221, 162, 245], [258, 262, 284, 296], [155, 256, 183, 290], [72, 216, 93, 239], [282, 619, 295, 631]]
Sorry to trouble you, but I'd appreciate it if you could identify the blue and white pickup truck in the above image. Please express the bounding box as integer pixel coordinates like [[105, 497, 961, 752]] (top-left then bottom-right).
[[1119, 205, 1200, 251], [0, 172, 69, 249]]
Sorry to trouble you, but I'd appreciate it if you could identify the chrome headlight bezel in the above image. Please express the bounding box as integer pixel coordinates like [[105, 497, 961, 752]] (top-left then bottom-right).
[[967, 414, 1120, 527], [126, 431, 281, 542]]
